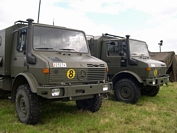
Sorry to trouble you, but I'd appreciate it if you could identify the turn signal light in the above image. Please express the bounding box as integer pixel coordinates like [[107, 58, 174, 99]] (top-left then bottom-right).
[[43, 68, 49, 74], [106, 68, 109, 73], [146, 67, 151, 71]]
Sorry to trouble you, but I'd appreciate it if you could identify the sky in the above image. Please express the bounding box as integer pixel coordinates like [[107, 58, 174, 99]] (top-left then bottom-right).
[[0, 0, 177, 53]]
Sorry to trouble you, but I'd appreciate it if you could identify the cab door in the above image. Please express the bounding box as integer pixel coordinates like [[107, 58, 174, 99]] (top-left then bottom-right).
[[11, 29, 28, 77], [101, 40, 127, 76]]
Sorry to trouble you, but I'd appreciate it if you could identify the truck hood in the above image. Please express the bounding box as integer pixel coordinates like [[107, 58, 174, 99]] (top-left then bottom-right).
[[37, 52, 107, 84], [38, 52, 107, 68], [132, 57, 167, 77], [132, 57, 166, 67]]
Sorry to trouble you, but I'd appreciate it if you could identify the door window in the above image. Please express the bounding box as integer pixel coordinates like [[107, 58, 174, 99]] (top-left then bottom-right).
[[17, 29, 27, 52], [108, 41, 119, 56]]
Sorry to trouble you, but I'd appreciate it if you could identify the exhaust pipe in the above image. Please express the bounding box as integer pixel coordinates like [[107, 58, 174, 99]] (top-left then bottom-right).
[[26, 18, 36, 64], [125, 35, 137, 65]]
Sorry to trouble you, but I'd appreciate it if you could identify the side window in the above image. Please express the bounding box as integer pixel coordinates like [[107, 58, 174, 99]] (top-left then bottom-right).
[[0, 36, 2, 46], [108, 41, 119, 56], [17, 29, 27, 52]]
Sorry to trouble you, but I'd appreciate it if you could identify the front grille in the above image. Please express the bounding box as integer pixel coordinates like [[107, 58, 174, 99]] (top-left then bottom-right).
[[87, 68, 105, 80], [49, 68, 105, 84], [149, 67, 166, 77]]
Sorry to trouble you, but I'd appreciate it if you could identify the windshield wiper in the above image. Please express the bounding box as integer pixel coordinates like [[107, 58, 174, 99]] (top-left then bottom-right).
[[139, 53, 144, 56], [131, 52, 139, 56], [59, 49, 75, 51], [132, 53, 145, 56], [131, 53, 149, 58], [35, 47, 54, 50]]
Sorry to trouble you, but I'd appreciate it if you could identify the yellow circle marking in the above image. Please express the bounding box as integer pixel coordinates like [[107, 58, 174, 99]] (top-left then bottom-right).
[[67, 69, 76, 79], [154, 69, 158, 76]]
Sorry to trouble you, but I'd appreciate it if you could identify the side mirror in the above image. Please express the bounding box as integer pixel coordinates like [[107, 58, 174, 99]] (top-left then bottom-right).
[[90, 38, 94, 45], [0, 57, 3, 67], [0, 36, 2, 46], [119, 41, 125, 56]]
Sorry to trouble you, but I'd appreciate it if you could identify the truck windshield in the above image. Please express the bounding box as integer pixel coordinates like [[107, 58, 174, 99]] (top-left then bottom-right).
[[33, 26, 88, 53], [129, 40, 149, 57]]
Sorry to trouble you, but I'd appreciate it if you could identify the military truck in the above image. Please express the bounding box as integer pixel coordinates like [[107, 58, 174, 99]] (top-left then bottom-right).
[[87, 33, 169, 104], [0, 19, 112, 124]]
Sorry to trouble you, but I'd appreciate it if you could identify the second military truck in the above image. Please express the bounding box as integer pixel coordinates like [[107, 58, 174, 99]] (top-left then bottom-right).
[[0, 19, 112, 124], [87, 33, 169, 104]]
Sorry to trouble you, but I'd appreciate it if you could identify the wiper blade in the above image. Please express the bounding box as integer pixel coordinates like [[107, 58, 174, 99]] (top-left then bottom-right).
[[131, 53, 145, 56], [131, 52, 138, 56], [140, 53, 144, 56], [59, 49, 75, 51], [35, 47, 54, 50]]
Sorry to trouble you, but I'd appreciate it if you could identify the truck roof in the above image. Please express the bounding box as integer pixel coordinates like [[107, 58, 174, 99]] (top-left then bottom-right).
[[87, 34, 146, 44], [13, 20, 85, 33]]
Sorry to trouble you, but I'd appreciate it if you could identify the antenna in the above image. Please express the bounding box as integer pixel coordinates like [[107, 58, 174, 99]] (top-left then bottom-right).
[[37, 0, 41, 23], [53, 19, 54, 26]]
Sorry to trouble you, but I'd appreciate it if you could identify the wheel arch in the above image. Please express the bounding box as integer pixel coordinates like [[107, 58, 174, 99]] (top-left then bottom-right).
[[11, 72, 38, 101], [111, 71, 143, 89]]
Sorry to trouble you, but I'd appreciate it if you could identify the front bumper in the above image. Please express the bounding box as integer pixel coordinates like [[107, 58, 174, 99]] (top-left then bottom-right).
[[37, 82, 112, 100], [145, 75, 169, 86]]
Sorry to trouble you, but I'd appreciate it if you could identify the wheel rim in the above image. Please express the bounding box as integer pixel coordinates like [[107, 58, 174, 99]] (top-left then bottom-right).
[[18, 95, 27, 118], [120, 86, 131, 98]]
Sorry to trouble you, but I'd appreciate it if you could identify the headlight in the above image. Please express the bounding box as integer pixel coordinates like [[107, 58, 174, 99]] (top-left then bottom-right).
[[103, 85, 108, 91], [152, 80, 156, 85], [51, 89, 60, 96]]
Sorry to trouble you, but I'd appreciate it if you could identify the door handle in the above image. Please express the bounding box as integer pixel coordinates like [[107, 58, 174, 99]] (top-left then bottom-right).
[[14, 57, 17, 60], [106, 60, 110, 63]]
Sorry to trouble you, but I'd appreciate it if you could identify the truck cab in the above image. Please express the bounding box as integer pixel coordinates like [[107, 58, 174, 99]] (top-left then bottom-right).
[[87, 33, 169, 104], [0, 19, 112, 124]]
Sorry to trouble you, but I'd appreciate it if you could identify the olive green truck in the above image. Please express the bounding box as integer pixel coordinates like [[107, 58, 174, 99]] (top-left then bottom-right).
[[87, 33, 169, 104], [0, 19, 112, 124]]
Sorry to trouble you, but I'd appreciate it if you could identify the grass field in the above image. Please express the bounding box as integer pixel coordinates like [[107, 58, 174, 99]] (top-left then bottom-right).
[[0, 82, 177, 133]]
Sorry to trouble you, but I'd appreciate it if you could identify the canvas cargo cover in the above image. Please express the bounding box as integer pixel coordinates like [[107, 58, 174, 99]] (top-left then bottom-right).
[[149, 51, 177, 82]]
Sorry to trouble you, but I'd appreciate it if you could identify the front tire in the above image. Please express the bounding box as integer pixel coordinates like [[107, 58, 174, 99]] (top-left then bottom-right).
[[141, 86, 160, 97], [114, 79, 140, 104], [15, 84, 42, 125], [76, 94, 102, 112]]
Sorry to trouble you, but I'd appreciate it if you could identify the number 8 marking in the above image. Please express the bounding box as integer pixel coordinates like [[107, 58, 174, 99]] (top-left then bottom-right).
[[67, 69, 76, 79]]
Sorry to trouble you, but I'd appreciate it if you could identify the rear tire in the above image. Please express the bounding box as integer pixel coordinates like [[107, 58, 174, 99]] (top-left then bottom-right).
[[141, 86, 160, 97], [114, 79, 140, 104], [15, 84, 42, 125], [76, 94, 102, 112]]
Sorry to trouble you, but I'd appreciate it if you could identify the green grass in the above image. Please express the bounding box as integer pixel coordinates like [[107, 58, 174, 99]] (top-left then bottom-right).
[[1, 83, 177, 133]]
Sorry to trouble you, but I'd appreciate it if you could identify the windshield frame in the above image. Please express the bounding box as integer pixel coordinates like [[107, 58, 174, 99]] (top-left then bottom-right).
[[129, 39, 150, 57], [32, 25, 89, 53]]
